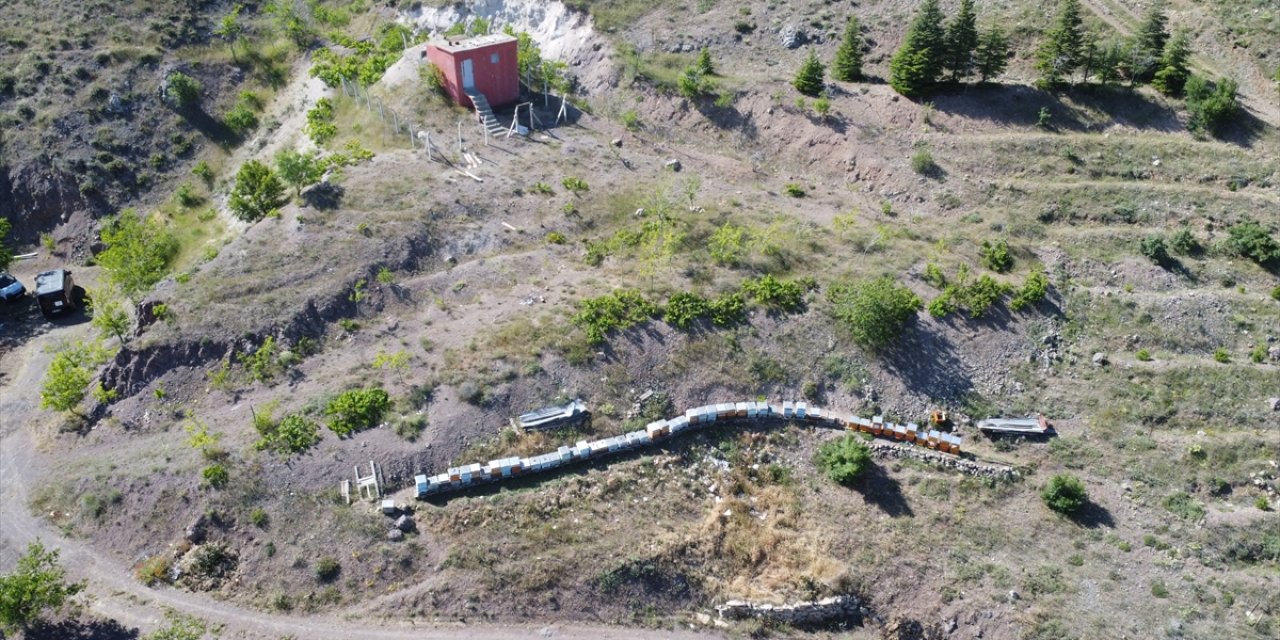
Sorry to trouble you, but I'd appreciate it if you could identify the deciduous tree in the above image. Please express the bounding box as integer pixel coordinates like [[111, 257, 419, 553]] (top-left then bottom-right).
[[0, 541, 84, 634], [229, 160, 287, 222]]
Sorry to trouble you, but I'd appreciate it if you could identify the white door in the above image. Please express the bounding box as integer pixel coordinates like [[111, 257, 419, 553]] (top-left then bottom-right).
[[461, 59, 475, 90]]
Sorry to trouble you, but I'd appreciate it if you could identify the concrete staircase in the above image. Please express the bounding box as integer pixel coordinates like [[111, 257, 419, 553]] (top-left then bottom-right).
[[464, 89, 506, 136]]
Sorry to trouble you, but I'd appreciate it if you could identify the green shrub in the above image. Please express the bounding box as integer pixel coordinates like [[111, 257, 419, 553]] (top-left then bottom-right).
[[228, 160, 287, 222], [928, 291, 957, 318], [239, 337, 279, 383], [305, 98, 338, 145], [96, 210, 179, 297], [529, 182, 554, 196], [708, 223, 750, 266], [1185, 75, 1239, 137], [783, 183, 806, 198], [165, 72, 201, 107], [707, 291, 746, 327], [955, 274, 1009, 318], [620, 110, 640, 131], [827, 276, 922, 350], [1223, 219, 1280, 267], [911, 148, 938, 176], [815, 434, 872, 486], [663, 292, 708, 329], [324, 388, 391, 437], [923, 262, 947, 288], [572, 289, 657, 344], [1136, 348, 1152, 361], [314, 556, 340, 582], [223, 101, 259, 136], [546, 231, 567, 245], [1169, 227, 1200, 255], [1140, 234, 1171, 265], [1271, 285, 1280, 301], [1164, 491, 1205, 521], [561, 176, 589, 195], [250, 508, 269, 528], [393, 414, 427, 441], [1250, 342, 1267, 364], [1009, 268, 1049, 311], [1041, 474, 1087, 515], [979, 238, 1013, 272], [1258, 496, 1272, 511], [741, 275, 809, 313], [135, 555, 172, 586], [255, 413, 321, 455], [202, 464, 229, 489], [175, 182, 203, 207], [1213, 348, 1230, 363], [1150, 580, 1170, 598]]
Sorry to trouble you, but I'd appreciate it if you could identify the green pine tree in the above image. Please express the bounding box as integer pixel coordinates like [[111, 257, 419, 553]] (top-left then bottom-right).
[[889, 0, 947, 97], [696, 47, 715, 76], [1152, 31, 1192, 96], [793, 49, 826, 97], [1136, 0, 1169, 80], [975, 26, 1011, 83], [944, 0, 979, 81], [832, 16, 865, 82], [1036, 0, 1086, 89]]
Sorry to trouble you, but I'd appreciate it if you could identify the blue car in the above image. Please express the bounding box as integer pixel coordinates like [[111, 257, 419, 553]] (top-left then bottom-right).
[[0, 273, 26, 302]]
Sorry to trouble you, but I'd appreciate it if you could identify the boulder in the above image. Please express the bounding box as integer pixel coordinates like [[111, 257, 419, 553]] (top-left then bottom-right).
[[1092, 352, 1108, 366], [394, 515, 415, 532], [387, 528, 404, 541], [1269, 398, 1280, 412], [664, 158, 682, 172]]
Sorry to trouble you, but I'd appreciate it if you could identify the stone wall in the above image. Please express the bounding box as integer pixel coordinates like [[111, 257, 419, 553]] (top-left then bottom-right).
[[867, 441, 1019, 481]]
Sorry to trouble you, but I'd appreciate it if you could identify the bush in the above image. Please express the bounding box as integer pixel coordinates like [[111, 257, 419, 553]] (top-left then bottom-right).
[[561, 176, 589, 195], [707, 291, 746, 327], [305, 98, 338, 145], [255, 413, 321, 455], [1185, 75, 1240, 137], [1164, 491, 1205, 521], [1041, 473, 1087, 515], [546, 231, 567, 245], [1169, 227, 1200, 255], [663, 292, 708, 329], [165, 72, 201, 108], [828, 276, 922, 350], [572, 290, 657, 344], [324, 388, 391, 437], [1009, 268, 1049, 311], [1223, 219, 1280, 267], [1140, 234, 1171, 265], [1136, 348, 1152, 361], [1213, 348, 1230, 363], [229, 160, 287, 222], [97, 210, 180, 297], [135, 555, 172, 586], [741, 275, 809, 313], [250, 508, 269, 528], [911, 148, 938, 176], [202, 464, 229, 489], [223, 101, 258, 136], [783, 183, 806, 197], [979, 238, 1013, 272], [1272, 285, 1280, 301], [954, 275, 1009, 318], [314, 556, 340, 582], [815, 435, 872, 486]]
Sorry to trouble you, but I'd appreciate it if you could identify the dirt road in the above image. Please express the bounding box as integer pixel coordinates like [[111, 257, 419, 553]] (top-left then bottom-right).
[[0, 334, 715, 639]]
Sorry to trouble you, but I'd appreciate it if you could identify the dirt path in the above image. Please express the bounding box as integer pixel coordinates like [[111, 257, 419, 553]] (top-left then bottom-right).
[[0, 338, 715, 638]]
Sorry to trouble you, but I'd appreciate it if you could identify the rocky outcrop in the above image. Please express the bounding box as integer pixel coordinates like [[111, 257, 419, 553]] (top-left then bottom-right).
[[717, 595, 860, 625]]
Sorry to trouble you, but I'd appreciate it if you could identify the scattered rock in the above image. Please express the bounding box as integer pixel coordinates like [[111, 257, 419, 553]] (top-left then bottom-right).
[[387, 528, 404, 541], [184, 515, 207, 544], [1092, 352, 1108, 367], [778, 25, 807, 49], [610, 138, 622, 148], [1269, 398, 1280, 412], [394, 515, 415, 532], [1008, 590, 1019, 602], [664, 158, 682, 172]]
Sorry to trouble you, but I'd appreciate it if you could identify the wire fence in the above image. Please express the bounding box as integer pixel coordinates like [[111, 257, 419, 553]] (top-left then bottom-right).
[[337, 73, 442, 160]]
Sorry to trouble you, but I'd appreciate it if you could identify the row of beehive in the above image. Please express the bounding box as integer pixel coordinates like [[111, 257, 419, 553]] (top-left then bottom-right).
[[415, 400, 961, 497]]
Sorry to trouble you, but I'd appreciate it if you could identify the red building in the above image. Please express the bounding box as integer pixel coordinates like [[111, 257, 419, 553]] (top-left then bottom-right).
[[425, 34, 519, 109]]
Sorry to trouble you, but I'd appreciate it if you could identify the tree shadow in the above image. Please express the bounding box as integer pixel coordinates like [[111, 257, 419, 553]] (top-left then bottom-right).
[[1212, 106, 1267, 148], [928, 83, 1182, 133], [694, 100, 760, 141], [180, 108, 238, 148], [880, 323, 974, 405], [1071, 499, 1115, 529], [853, 464, 913, 518], [25, 617, 140, 640]]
